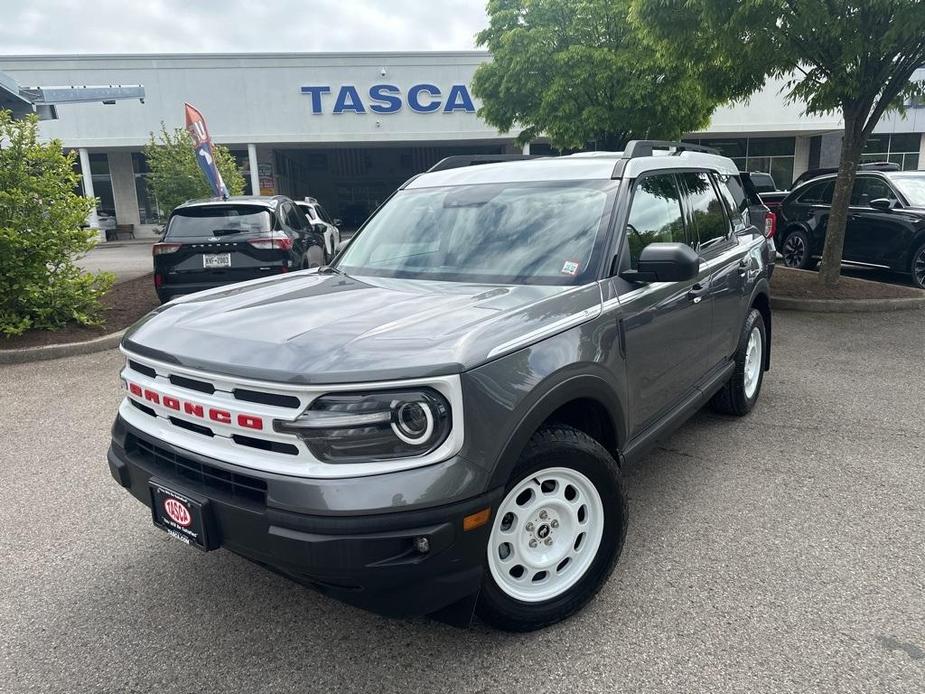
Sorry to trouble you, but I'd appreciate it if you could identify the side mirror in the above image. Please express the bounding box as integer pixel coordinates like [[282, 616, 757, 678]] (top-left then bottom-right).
[[869, 198, 895, 211], [332, 218, 343, 227], [620, 242, 700, 283]]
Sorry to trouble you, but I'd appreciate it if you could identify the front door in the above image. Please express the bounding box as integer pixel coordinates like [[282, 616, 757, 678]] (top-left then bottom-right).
[[616, 172, 713, 439], [845, 176, 907, 266]]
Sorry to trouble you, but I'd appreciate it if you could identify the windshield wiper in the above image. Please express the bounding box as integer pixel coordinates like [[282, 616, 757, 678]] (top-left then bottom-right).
[[318, 265, 345, 276], [209, 228, 252, 237]]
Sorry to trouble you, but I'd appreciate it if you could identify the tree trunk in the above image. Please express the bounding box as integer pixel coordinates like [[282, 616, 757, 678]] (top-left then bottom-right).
[[817, 110, 866, 288]]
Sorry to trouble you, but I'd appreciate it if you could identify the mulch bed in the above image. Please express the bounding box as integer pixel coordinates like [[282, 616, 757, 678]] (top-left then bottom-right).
[[771, 266, 924, 300], [0, 274, 159, 350]]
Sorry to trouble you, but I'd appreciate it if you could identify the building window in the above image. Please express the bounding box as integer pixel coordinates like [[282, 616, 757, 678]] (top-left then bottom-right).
[[862, 133, 920, 171], [686, 136, 796, 189], [131, 153, 166, 225], [230, 150, 253, 195], [74, 152, 116, 217]]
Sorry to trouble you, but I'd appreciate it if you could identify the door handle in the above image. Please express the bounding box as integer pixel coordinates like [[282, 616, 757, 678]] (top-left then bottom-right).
[[687, 283, 707, 304]]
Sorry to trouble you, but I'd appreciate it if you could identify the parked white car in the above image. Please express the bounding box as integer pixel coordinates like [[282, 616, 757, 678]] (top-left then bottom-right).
[[295, 198, 341, 260]]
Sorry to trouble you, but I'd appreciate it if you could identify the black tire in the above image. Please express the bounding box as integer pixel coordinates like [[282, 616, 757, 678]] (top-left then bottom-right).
[[780, 229, 813, 269], [910, 242, 925, 290], [476, 424, 627, 632], [710, 307, 767, 416]]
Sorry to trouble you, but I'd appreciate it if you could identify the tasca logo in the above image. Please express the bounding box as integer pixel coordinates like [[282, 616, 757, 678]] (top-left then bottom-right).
[[163, 498, 192, 527], [125, 382, 264, 430]]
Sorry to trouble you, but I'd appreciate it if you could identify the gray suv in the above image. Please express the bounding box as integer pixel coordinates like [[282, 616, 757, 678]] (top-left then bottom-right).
[[108, 141, 773, 631]]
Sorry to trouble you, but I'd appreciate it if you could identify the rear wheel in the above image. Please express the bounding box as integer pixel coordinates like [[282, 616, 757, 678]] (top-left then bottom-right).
[[910, 242, 925, 290], [781, 229, 813, 269], [477, 425, 627, 632], [710, 308, 767, 416]]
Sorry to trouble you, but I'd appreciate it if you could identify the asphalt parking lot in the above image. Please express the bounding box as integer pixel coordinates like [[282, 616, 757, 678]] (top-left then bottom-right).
[[1, 308, 924, 693], [76, 241, 155, 282]]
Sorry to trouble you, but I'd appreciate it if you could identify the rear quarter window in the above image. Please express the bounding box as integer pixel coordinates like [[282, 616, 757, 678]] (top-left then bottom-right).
[[716, 174, 749, 231]]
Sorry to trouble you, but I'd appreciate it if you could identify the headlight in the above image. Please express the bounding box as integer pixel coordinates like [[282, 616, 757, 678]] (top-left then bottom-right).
[[275, 388, 451, 463]]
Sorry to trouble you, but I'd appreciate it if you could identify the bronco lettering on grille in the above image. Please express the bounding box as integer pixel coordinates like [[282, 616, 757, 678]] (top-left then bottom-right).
[[125, 381, 264, 430]]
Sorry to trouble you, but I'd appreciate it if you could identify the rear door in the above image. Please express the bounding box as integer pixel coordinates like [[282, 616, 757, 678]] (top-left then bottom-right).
[[679, 172, 751, 365], [617, 171, 713, 438]]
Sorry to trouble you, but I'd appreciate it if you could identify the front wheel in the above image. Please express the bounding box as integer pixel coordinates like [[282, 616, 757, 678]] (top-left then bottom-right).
[[476, 425, 627, 632], [710, 307, 767, 416]]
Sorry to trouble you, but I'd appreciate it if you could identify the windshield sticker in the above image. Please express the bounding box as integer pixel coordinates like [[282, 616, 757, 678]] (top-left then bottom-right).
[[561, 260, 580, 276]]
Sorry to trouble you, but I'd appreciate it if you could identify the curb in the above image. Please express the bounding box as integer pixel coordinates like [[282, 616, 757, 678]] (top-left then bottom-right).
[[771, 295, 925, 313], [0, 329, 125, 365]]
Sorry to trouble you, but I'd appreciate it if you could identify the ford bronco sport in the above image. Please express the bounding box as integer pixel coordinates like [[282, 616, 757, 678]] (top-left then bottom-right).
[[108, 141, 773, 631]]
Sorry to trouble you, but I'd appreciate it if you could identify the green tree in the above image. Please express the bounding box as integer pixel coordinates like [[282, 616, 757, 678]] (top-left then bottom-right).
[[0, 111, 114, 336], [143, 123, 245, 217], [632, 0, 925, 287], [472, 0, 717, 151]]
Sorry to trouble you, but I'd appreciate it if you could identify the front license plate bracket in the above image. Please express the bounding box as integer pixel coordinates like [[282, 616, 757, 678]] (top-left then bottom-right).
[[149, 480, 218, 551]]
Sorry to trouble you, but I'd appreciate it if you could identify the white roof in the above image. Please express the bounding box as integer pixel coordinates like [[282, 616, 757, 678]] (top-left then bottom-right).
[[406, 149, 740, 188]]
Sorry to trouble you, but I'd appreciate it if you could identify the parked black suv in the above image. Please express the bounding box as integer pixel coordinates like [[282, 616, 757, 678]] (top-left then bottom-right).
[[110, 141, 773, 631], [153, 196, 327, 303], [777, 170, 925, 288]]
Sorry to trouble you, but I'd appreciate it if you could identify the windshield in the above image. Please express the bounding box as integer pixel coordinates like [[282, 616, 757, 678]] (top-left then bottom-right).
[[890, 175, 925, 207], [166, 205, 274, 238], [336, 181, 615, 285]]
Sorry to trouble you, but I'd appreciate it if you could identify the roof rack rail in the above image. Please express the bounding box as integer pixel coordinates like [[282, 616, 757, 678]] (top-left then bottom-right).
[[427, 154, 537, 173], [622, 140, 720, 158]]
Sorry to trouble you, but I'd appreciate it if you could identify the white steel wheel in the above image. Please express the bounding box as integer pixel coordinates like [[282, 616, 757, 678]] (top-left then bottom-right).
[[743, 326, 763, 399], [487, 466, 605, 603]]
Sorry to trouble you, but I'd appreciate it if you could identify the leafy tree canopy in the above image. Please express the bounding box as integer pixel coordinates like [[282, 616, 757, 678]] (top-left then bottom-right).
[[143, 124, 245, 218], [0, 111, 114, 336], [472, 0, 718, 150], [632, 0, 925, 285]]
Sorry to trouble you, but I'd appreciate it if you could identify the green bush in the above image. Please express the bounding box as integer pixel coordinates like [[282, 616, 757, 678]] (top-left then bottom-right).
[[0, 111, 115, 336]]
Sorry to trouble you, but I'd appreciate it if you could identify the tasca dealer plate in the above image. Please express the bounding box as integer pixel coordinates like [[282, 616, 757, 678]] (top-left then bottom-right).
[[149, 481, 216, 551]]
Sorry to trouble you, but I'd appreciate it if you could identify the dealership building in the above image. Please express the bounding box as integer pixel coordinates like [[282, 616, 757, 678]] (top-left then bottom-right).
[[2, 52, 925, 238]]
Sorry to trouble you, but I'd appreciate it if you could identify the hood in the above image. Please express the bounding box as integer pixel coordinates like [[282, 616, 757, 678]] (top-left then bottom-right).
[[123, 271, 602, 384]]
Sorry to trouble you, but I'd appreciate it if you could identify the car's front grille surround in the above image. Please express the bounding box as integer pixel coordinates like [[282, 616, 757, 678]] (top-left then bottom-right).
[[118, 348, 465, 480]]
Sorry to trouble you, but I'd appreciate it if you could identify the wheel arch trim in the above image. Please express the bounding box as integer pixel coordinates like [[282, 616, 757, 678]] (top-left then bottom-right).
[[487, 373, 626, 490]]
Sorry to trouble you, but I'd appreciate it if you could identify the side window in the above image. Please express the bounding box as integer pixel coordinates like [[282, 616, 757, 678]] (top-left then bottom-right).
[[799, 180, 834, 205], [850, 177, 896, 207], [678, 171, 731, 250], [624, 173, 686, 269], [317, 205, 334, 224], [300, 204, 318, 221], [715, 174, 749, 231]]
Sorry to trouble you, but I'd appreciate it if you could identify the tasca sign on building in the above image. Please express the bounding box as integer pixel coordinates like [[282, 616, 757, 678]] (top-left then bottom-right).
[[300, 84, 476, 114]]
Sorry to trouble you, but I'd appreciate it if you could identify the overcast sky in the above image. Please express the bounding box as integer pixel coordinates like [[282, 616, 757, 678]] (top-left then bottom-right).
[[0, 0, 488, 54]]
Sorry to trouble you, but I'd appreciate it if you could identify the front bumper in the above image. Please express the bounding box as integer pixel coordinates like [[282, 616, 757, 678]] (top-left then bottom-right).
[[108, 417, 501, 618]]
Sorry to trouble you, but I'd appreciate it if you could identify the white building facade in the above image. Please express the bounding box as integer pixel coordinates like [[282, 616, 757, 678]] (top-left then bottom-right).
[[2, 52, 923, 238]]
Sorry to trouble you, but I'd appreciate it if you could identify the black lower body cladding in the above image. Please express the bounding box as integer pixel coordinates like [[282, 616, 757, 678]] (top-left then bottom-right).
[[108, 417, 502, 618]]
